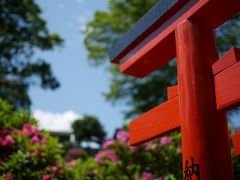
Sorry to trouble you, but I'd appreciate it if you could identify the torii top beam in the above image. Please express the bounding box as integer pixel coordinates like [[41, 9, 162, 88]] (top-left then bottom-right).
[[109, 0, 240, 78]]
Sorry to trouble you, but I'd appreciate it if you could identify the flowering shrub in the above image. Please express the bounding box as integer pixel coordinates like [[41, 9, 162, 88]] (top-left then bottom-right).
[[75, 129, 183, 180], [95, 150, 118, 164], [76, 127, 240, 180], [0, 100, 75, 180]]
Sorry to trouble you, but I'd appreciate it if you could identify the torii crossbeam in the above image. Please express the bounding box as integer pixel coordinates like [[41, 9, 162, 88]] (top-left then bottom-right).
[[109, 0, 240, 179]]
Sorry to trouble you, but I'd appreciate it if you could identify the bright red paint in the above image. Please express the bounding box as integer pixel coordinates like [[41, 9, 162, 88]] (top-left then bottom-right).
[[130, 58, 240, 145], [232, 133, 240, 156], [212, 47, 240, 75], [130, 96, 180, 145], [167, 85, 178, 99], [214, 61, 240, 111], [176, 19, 233, 179]]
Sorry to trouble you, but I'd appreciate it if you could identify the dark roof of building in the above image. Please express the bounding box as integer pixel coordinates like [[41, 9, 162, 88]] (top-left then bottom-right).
[[109, 0, 188, 63]]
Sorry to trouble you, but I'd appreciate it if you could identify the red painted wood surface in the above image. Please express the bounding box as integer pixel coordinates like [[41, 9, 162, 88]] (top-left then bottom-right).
[[164, 49, 240, 111], [232, 133, 240, 156], [167, 85, 178, 99], [212, 47, 240, 75], [176, 19, 233, 179], [119, 0, 240, 77], [130, 96, 180, 145], [130, 58, 240, 145], [214, 61, 240, 111]]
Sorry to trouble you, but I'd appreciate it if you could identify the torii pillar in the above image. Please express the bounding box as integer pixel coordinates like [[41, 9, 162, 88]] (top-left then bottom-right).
[[176, 19, 233, 179]]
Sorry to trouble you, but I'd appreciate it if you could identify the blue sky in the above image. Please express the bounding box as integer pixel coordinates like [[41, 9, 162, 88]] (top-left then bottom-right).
[[30, 0, 125, 136]]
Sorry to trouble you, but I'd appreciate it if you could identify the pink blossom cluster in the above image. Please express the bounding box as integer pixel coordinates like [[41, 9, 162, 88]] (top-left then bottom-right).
[[23, 124, 50, 158], [23, 123, 41, 145], [0, 128, 15, 147], [42, 162, 68, 180], [160, 136, 172, 145], [0, 124, 45, 165], [95, 150, 118, 164], [0, 128, 15, 164], [116, 130, 129, 143], [4, 171, 12, 180], [23, 124, 49, 148], [42, 175, 52, 180], [135, 172, 164, 180], [0, 123, 72, 180], [65, 160, 77, 167], [142, 172, 154, 180], [102, 138, 115, 149]]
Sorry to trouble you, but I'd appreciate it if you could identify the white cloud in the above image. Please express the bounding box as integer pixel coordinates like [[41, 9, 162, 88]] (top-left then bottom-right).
[[33, 110, 81, 133]]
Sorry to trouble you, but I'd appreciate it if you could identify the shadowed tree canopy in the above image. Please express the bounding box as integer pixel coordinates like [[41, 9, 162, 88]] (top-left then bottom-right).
[[0, 0, 63, 109], [83, 0, 240, 118], [72, 115, 106, 147]]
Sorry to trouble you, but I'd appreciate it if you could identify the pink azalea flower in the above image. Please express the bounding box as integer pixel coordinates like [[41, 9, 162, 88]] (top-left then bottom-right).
[[42, 175, 52, 180], [35, 149, 42, 157], [158, 176, 164, 180], [95, 150, 117, 164], [102, 138, 115, 149], [66, 160, 76, 167], [5, 171, 12, 180], [33, 128, 40, 136], [2, 135, 14, 146], [31, 136, 40, 144], [142, 172, 153, 180], [51, 164, 58, 172], [12, 129, 19, 135], [23, 124, 33, 137], [95, 153, 104, 164], [160, 136, 172, 145], [105, 150, 117, 163], [116, 130, 129, 143]]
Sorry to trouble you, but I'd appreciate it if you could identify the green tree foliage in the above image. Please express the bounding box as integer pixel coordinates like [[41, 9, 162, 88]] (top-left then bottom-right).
[[0, 0, 63, 109], [83, 0, 240, 118], [72, 115, 106, 147]]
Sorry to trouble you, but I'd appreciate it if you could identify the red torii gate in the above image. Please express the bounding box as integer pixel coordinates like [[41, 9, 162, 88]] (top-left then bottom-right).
[[109, 0, 240, 179]]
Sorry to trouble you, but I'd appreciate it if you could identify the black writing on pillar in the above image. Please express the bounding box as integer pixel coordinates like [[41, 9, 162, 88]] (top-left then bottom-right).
[[184, 157, 200, 180]]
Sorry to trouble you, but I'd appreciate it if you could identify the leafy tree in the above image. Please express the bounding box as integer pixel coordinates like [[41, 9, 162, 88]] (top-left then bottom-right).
[[72, 115, 106, 148], [83, 0, 240, 118], [0, 0, 63, 109]]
